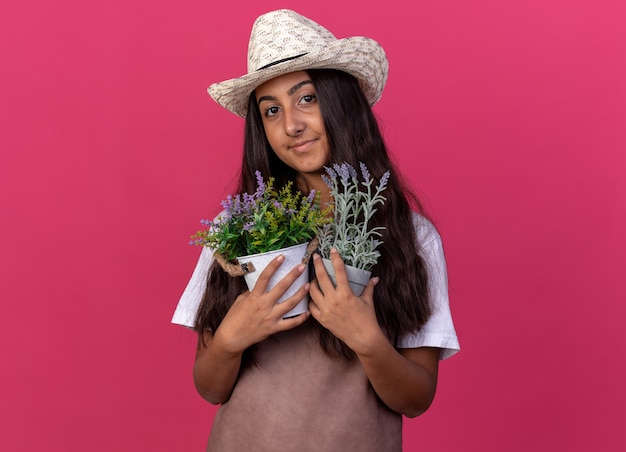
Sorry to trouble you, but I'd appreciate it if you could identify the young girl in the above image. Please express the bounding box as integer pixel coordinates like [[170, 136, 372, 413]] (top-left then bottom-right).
[[172, 9, 460, 451]]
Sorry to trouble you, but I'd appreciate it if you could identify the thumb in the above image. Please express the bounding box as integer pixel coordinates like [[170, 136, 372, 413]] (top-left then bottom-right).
[[360, 276, 380, 299]]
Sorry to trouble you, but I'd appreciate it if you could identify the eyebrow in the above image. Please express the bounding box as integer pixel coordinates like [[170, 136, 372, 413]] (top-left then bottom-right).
[[257, 80, 314, 105]]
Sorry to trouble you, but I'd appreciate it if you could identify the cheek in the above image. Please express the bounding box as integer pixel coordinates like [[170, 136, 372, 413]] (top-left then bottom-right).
[[267, 137, 283, 155]]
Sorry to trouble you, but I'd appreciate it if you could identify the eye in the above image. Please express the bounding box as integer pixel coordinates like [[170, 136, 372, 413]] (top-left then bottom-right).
[[264, 106, 280, 117], [299, 94, 317, 105]]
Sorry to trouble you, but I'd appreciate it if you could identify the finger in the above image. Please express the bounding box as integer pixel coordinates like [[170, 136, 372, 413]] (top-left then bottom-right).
[[360, 276, 380, 300], [312, 253, 334, 290], [328, 248, 350, 287], [278, 310, 310, 331], [275, 282, 310, 318], [250, 254, 285, 294], [308, 277, 322, 300], [307, 281, 326, 322], [307, 297, 320, 320], [267, 262, 307, 299]]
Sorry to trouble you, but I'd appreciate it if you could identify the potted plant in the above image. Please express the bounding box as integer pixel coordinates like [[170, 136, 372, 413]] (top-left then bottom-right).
[[191, 171, 328, 317], [317, 162, 390, 295]]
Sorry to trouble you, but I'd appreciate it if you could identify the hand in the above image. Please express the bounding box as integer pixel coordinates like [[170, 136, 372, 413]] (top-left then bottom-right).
[[214, 254, 310, 355], [309, 249, 383, 354]]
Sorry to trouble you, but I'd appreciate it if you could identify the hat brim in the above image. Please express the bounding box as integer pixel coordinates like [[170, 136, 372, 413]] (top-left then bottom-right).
[[208, 36, 388, 118]]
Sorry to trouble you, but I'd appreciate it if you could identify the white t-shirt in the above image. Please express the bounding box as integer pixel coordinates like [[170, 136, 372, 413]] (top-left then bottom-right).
[[172, 212, 460, 360]]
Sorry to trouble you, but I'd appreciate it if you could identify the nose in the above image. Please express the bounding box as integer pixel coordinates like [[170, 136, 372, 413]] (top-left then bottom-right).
[[283, 107, 305, 137]]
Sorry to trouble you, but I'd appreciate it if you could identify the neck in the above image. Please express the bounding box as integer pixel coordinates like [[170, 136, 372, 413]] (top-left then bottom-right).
[[296, 173, 332, 208]]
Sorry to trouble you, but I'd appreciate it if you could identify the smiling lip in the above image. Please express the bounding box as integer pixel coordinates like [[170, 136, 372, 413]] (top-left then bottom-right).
[[289, 139, 316, 152]]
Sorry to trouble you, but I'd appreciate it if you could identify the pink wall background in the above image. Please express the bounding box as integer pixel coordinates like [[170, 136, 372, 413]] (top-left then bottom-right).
[[1, 0, 625, 450]]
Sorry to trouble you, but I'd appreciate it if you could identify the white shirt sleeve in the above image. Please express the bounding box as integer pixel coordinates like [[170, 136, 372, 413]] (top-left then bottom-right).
[[171, 246, 214, 328], [395, 214, 460, 360]]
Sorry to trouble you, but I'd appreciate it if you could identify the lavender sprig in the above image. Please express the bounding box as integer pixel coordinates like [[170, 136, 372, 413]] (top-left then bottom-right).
[[318, 162, 390, 271]]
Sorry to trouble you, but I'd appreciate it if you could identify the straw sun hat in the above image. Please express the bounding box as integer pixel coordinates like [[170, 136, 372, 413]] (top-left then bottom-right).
[[208, 9, 389, 118]]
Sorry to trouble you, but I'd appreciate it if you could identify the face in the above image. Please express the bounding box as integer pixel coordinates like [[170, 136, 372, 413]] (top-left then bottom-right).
[[255, 71, 330, 177]]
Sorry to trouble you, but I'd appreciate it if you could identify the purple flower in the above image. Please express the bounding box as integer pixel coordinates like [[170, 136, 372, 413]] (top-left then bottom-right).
[[359, 162, 371, 183], [243, 193, 256, 214], [335, 163, 351, 183], [232, 194, 244, 216], [220, 194, 234, 219], [255, 170, 266, 198], [306, 189, 316, 204], [347, 163, 357, 179], [334, 162, 356, 183], [379, 171, 390, 190]]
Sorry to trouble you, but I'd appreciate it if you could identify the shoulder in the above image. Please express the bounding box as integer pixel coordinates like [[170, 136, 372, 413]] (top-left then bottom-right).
[[410, 212, 441, 248]]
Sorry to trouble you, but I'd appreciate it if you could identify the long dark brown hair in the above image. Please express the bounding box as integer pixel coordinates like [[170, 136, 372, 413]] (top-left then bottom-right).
[[195, 69, 432, 360]]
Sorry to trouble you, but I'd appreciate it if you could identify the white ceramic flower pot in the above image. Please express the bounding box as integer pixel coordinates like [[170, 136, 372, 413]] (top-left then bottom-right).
[[321, 258, 371, 296], [238, 242, 310, 318]]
